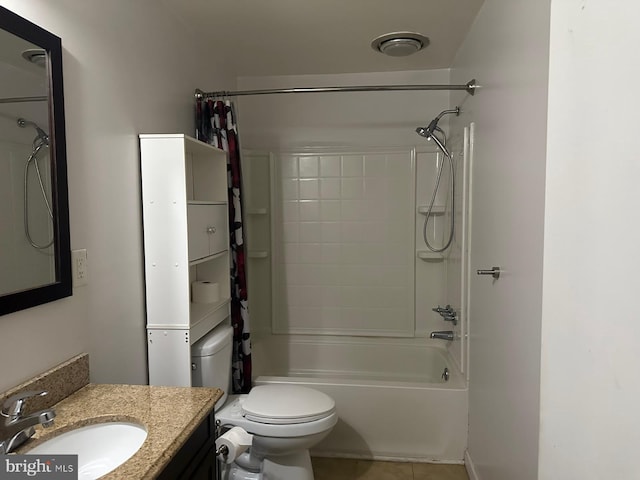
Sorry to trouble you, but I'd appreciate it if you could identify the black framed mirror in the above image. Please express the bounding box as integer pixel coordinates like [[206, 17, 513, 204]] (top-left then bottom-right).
[[0, 6, 71, 315]]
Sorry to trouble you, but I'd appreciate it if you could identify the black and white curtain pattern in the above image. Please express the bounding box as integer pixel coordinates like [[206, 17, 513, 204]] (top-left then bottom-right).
[[196, 98, 252, 393]]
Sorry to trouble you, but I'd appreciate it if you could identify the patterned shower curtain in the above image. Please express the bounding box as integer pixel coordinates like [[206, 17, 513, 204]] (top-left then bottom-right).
[[196, 98, 251, 393]]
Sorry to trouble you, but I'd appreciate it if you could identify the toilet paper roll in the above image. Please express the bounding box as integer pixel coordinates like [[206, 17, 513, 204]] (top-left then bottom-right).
[[191, 281, 220, 304], [215, 426, 253, 464]]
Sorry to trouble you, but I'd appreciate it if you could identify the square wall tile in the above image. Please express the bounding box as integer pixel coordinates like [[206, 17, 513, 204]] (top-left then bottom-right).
[[299, 179, 320, 200], [340, 244, 371, 264], [282, 222, 299, 243], [320, 200, 341, 221], [341, 178, 364, 199], [299, 156, 319, 178], [280, 155, 298, 178], [299, 222, 322, 243], [358, 222, 382, 244], [321, 222, 341, 243], [319, 265, 341, 285], [341, 200, 366, 221], [320, 178, 341, 199], [282, 243, 300, 263], [298, 243, 322, 263], [320, 156, 341, 177], [299, 200, 320, 221], [280, 178, 299, 200], [386, 153, 412, 177], [364, 177, 387, 200], [340, 286, 369, 307], [341, 222, 366, 243], [321, 244, 341, 262], [321, 286, 341, 307], [283, 263, 302, 284], [281, 201, 299, 222], [342, 155, 364, 177], [296, 265, 322, 285], [364, 155, 387, 177]]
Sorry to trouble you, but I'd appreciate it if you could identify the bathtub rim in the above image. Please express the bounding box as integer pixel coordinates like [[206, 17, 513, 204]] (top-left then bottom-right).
[[254, 371, 467, 391]]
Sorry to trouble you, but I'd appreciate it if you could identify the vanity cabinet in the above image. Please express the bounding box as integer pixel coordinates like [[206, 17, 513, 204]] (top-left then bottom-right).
[[140, 134, 230, 387], [156, 409, 217, 480]]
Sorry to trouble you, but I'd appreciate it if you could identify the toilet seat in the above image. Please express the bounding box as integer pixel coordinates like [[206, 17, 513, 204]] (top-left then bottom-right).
[[242, 385, 335, 424], [216, 392, 338, 438]]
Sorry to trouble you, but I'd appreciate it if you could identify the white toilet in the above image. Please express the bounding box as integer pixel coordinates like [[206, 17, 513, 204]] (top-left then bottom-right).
[[191, 323, 338, 480]]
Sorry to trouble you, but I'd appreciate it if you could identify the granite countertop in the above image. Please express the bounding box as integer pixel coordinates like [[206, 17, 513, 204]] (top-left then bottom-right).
[[15, 383, 223, 479]]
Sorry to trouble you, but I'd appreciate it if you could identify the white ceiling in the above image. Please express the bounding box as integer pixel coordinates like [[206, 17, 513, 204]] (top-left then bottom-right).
[[161, 0, 484, 77]]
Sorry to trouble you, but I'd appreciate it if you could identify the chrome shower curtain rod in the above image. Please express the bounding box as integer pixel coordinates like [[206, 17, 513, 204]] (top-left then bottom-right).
[[195, 79, 477, 99]]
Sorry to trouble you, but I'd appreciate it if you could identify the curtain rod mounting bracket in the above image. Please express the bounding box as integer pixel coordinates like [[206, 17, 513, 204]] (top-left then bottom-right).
[[466, 79, 478, 95]]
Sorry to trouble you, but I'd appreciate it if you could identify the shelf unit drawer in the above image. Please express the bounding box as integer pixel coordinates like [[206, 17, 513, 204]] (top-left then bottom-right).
[[187, 203, 228, 262]]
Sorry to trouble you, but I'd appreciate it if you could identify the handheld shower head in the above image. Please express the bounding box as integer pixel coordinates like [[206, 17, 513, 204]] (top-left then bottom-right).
[[415, 107, 460, 158], [17, 118, 49, 147], [416, 126, 451, 158]]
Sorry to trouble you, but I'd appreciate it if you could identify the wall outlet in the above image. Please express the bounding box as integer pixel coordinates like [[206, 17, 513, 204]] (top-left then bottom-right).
[[71, 249, 88, 287]]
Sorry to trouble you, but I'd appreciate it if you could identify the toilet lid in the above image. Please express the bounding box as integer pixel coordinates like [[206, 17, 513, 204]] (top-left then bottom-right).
[[242, 385, 335, 424]]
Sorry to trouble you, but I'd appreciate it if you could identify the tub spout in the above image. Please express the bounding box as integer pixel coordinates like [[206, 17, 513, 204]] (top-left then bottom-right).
[[430, 330, 454, 341]]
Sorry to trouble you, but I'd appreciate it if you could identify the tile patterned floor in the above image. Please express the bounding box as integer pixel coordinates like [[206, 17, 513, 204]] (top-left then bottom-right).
[[311, 457, 469, 480]]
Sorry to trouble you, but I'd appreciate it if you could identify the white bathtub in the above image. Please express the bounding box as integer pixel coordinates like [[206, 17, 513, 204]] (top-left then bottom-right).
[[254, 345, 468, 463]]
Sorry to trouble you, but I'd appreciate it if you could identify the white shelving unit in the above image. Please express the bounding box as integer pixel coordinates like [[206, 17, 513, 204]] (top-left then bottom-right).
[[140, 134, 230, 387]]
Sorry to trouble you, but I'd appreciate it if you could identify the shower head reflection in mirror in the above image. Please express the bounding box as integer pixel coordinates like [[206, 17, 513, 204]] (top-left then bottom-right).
[[18, 117, 53, 250]]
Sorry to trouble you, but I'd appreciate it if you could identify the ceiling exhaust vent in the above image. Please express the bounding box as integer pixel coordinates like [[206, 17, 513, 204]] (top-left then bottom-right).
[[371, 32, 430, 57]]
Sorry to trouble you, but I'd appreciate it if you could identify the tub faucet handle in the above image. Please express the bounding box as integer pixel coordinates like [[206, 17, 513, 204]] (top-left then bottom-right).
[[432, 305, 453, 314], [433, 305, 457, 324], [443, 313, 458, 325]]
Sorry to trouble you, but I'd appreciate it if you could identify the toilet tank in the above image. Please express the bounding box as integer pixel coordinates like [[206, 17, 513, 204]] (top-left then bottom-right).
[[191, 323, 233, 409]]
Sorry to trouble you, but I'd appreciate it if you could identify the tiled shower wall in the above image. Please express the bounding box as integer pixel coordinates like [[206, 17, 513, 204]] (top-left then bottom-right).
[[272, 150, 415, 337]]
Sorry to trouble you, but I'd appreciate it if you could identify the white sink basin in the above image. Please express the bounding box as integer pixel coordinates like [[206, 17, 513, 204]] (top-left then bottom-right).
[[28, 421, 147, 480]]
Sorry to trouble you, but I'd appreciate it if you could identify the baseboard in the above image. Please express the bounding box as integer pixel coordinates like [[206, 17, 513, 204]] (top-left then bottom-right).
[[465, 450, 480, 480], [312, 451, 464, 464]]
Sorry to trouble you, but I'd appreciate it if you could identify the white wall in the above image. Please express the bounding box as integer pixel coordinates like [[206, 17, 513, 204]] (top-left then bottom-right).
[[236, 70, 451, 150], [0, 0, 233, 390], [540, 2, 640, 478], [451, 0, 551, 478]]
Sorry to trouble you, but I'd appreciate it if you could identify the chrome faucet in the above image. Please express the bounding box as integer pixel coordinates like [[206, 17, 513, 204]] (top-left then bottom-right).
[[0, 390, 56, 454], [430, 330, 455, 341], [432, 305, 458, 325]]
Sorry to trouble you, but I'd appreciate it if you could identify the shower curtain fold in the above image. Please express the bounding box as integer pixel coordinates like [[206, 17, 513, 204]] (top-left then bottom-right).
[[196, 98, 252, 393]]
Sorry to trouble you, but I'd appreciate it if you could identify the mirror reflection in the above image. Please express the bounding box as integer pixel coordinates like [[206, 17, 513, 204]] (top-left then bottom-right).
[[0, 27, 53, 296], [0, 4, 72, 315]]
